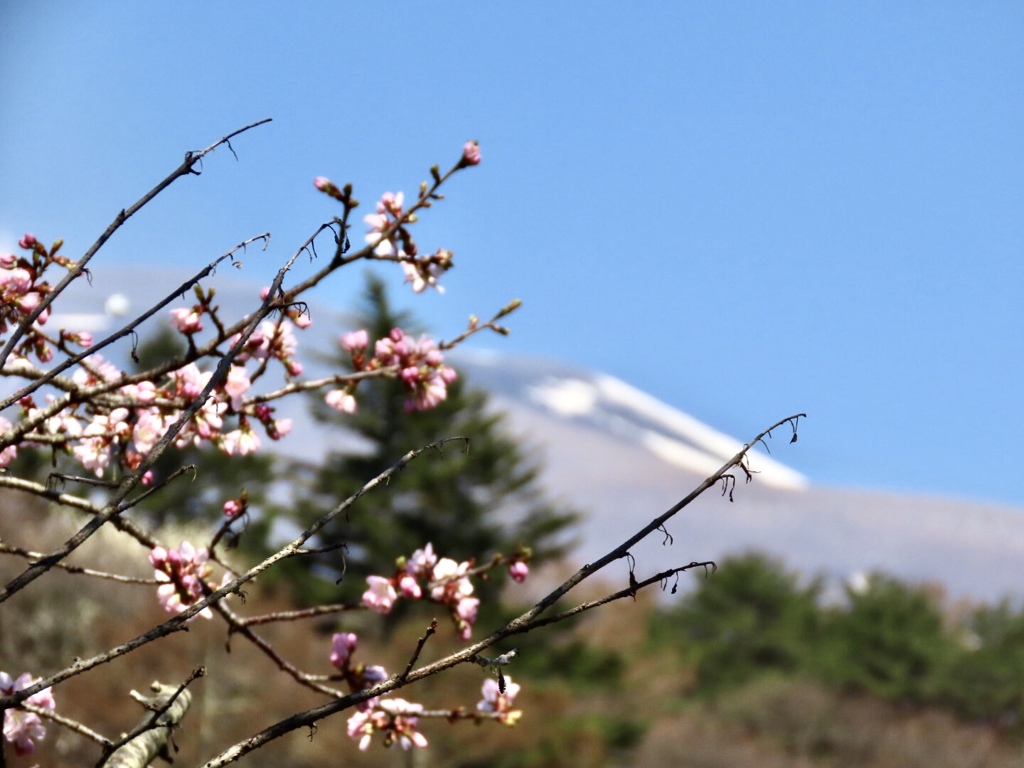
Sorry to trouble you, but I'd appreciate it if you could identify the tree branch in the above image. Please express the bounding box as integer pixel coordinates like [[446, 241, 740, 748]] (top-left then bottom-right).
[[0, 119, 271, 370]]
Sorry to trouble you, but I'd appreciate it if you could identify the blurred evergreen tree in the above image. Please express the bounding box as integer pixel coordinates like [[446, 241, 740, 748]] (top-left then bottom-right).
[[268, 274, 578, 608], [937, 599, 1024, 723], [815, 573, 955, 703], [650, 551, 823, 695]]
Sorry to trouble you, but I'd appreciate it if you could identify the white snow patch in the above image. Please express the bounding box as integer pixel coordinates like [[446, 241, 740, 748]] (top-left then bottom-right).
[[527, 378, 599, 417], [595, 373, 808, 490], [641, 430, 725, 477]]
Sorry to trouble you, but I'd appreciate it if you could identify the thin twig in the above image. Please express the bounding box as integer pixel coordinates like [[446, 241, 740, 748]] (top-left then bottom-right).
[[0, 543, 154, 584], [399, 620, 438, 683], [238, 604, 360, 627], [0, 119, 271, 371]]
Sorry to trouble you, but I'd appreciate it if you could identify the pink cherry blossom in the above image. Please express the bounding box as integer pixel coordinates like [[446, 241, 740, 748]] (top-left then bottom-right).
[[150, 542, 214, 619], [362, 575, 397, 614], [378, 191, 404, 216], [222, 499, 244, 518], [430, 558, 479, 637], [325, 389, 357, 414], [347, 699, 428, 751], [347, 710, 375, 751], [169, 307, 203, 334], [478, 676, 522, 724], [407, 543, 437, 575], [397, 573, 421, 599], [455, 597, 480, 639], [370, 329, 457, 412], [0, 417, 17, 467], [509, 560, 529, 583], [120, 380, 158, 405], [314, 176, 349, 202], [361, 665, 388, 685], [460, 140, 482, 167], [223, 365, 251, 411], [364, 192, 406, 258], [341, 329, 369, 353], [131, 408, 170, 456], [234, 326, 269, 361], [269, 418, 292, 439], [0, 671, 55, 756], [220, 424, 260, 456], [169, 363, 208, 400], [0, 267, 32, 294], [72, 416, 117, 476], [330, 632, 359, 670], [401, 258, 448, 294], [70, 354, 121, 387], [269, 320, 298, 360], [184, 399, 226, 447]]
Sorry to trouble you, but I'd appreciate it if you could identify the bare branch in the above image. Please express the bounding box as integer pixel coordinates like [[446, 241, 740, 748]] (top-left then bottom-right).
[[0, 542, 154, 584], [0, 119, 271, 370], [98, 674, 201, 768], [399, 620, 438, 683], [237, 603, 360, 627]]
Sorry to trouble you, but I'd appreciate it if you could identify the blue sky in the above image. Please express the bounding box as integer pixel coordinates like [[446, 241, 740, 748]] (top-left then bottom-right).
[[2, 3, 1022, 506]]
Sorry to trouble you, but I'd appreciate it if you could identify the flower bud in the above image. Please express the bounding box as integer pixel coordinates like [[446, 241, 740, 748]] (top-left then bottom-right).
[[459, 140, 482, 168]]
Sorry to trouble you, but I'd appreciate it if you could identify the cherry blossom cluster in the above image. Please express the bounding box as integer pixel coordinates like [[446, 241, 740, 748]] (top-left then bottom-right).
[[149, 542, 219, 619], [3, 285, 463, 481], [329, 632, 389, 700], [0, 672, 56, 756], [347, 698, 428, 751], [316, 141, 478, 298], [8, 307, 306, 477], [326, 327, 458, 415], [0, 234, 82, 363], [361, 190, 456, 295], [328, 632, 424, 749], [330, 631, 522, 751], [361, 543, 485, 639], [1, 142, 483, 485]]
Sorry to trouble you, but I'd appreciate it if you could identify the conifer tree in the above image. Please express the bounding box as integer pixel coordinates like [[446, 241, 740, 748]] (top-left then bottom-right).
[[278, 274, 577, 606]]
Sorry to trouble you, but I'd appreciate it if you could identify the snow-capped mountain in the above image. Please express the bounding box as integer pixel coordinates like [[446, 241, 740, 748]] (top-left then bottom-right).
[[453, 349, 807, 490]]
